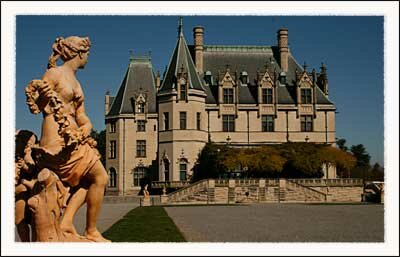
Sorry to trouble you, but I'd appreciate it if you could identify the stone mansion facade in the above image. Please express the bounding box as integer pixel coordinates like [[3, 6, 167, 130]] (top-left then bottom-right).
[[104, 19, 336, 196]]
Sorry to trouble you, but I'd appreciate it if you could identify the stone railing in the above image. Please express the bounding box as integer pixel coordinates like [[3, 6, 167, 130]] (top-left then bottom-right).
[[290, 178, 363, 187], [151, 180, 190, 189], [167, 179, 209, 203]]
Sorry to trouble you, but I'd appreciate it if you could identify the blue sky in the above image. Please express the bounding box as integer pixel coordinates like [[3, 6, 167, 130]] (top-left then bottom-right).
[[15, 15, 384, 165]]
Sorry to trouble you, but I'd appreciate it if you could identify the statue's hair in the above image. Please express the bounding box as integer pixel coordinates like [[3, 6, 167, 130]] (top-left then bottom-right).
[[47, 36, 91, 69]]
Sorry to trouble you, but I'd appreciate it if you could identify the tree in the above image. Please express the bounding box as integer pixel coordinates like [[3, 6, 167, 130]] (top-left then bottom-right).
[[336, 138, 348, 152], [319, 145, 356, 178], [90, 129, 106, 166], [350, 144, 371, 168], [369, 162, 384, 181], [278, 143, 324, 178]]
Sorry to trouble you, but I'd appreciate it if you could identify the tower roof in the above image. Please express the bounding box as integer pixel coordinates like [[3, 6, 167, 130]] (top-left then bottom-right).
[[158, 20, 205, 93], [107, 56, 157, 116]]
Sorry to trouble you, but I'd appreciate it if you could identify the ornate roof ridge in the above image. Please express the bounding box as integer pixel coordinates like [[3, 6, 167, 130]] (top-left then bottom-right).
[[204, 45, 273, 52]]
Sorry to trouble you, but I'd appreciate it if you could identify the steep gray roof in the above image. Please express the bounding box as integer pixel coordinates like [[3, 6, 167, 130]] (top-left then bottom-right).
[[107, 56, 157, 116], [192, 45, 333, 105], [159, 30, 205, 93]]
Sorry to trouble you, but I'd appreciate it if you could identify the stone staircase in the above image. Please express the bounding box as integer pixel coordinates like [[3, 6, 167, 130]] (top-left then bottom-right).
[[284, 180, 327, 202], [159, 178, 362, 205], [166, 179, 209, 204]]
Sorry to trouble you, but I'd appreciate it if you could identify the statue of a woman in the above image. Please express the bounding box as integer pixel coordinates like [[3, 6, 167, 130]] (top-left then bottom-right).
[[25, 36, 109, 242]]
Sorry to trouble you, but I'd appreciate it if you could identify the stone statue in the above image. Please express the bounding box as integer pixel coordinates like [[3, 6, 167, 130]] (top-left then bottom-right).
[[20, 36, 110, 242], [143, 184, 150, 198]]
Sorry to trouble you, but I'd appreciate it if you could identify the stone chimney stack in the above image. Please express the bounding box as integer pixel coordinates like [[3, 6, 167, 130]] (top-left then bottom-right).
[[105, 90, 110, 115], [193, 26, 204, 74], [277, 28, 289, 73], [156, 70, 161, 90]]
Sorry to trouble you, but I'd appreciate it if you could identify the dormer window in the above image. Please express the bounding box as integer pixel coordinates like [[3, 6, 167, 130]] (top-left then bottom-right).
[[279, 72, 287, 84], [205, 71, 213, 85], [241, 71, 248, 84], [301, 89, 312, 104], [137, 102, 145, 113], [180, 84, 187, 101]]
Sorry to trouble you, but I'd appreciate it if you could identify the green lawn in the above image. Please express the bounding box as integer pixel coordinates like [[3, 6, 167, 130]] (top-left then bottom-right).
[[102, 206, 186, 242]]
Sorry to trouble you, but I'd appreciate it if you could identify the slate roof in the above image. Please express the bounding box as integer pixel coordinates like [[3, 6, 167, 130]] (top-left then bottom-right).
[[186, 44, 333, 105], [107, 56, 157, 116], [158, 30, 205, 93]]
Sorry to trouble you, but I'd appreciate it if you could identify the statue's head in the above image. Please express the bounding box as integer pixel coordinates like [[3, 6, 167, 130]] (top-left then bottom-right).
[[47, 36, 91, 69]]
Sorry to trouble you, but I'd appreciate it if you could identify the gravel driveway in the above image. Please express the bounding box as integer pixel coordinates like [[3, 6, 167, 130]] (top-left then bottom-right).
[[165, 203, 384, 242]]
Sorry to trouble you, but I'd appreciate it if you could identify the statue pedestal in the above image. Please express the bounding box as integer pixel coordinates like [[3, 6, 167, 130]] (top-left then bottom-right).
[[142, 197, 151, 206]]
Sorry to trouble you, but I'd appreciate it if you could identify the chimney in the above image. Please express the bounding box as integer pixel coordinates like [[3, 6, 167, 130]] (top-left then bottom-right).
[[277, 28, 289, 73], [318, 63, 329, 96], [193, 26, 204, 74], [105, 90, 110, 115], [156, 70, 161, 90]]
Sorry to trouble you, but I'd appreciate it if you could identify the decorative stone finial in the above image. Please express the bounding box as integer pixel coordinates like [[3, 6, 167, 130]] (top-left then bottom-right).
[[303, 61, 307, 71]]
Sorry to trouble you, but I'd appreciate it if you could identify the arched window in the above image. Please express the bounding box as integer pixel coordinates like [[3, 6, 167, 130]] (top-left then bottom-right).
[[109, 168, 117, 188], [164, 159, 170, 182]]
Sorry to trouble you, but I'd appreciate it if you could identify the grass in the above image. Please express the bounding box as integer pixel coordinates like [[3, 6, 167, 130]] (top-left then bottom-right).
[[102, 206, 186, 242]]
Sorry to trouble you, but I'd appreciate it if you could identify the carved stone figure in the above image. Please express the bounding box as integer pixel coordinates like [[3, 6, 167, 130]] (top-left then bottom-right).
[[20, 36, 110, 242], [143, 184, 150, 198]]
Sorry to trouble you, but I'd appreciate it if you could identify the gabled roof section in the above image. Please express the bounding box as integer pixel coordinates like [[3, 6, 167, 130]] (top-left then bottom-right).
[[159, 27, 205, 93], [107, 56, 157, 116]]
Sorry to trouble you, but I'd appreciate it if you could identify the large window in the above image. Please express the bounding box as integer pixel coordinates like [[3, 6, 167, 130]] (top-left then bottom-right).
[[136, 140, 146, 157], [223, 115, 235, 132], [301, 89, 312, 104], [163, 112, 169, 130], [133, 167, 146, 187], [180, 112, 187, 130], [262, 88, 273, 104], [223, 88, 234, 104], [179, 163, 187, 181], [109, 122, 116, 133], [109, 168, 117, 188], [137, 102, 145, 113], [301, 115, 313, 132], [109, 140, 116, 159], [262, 115, 274, 132], [180, 84, 187, 101], [196, 112, 201, 130], [137, 120, 146, 132]]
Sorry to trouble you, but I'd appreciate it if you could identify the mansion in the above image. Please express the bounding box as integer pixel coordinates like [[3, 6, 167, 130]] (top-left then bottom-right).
[[104, 19, 336, 196]]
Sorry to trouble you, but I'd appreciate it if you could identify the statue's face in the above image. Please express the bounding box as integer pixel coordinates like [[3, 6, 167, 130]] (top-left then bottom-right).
[[78, 51, 89, 69]]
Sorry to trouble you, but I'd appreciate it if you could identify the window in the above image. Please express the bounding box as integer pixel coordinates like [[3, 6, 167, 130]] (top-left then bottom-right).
[[241, 71, 248, 84], [223, 88, 234, 104], [136, 140, 146, 157], [163, 112, 169, 130], [180, 84, 186, 101], [180, 112, 187, 130], [179, 163, 187, 181], [262, 88, 273, 104], [262, 115, 274, 132], [164, 160, 170, 182], [109, 122, 116, 133], [109, 168, 117, 188], [133, 167, 146, 187], [204, 71, 213, 85], [137, 102, 145, 113], [196, 112, 201, 130], [223, 115, 235, 132], [137, 120, 146, 132], [301, 89, 312, 104], [301, 115, 313, 132], [109, 140, 116, 159]]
